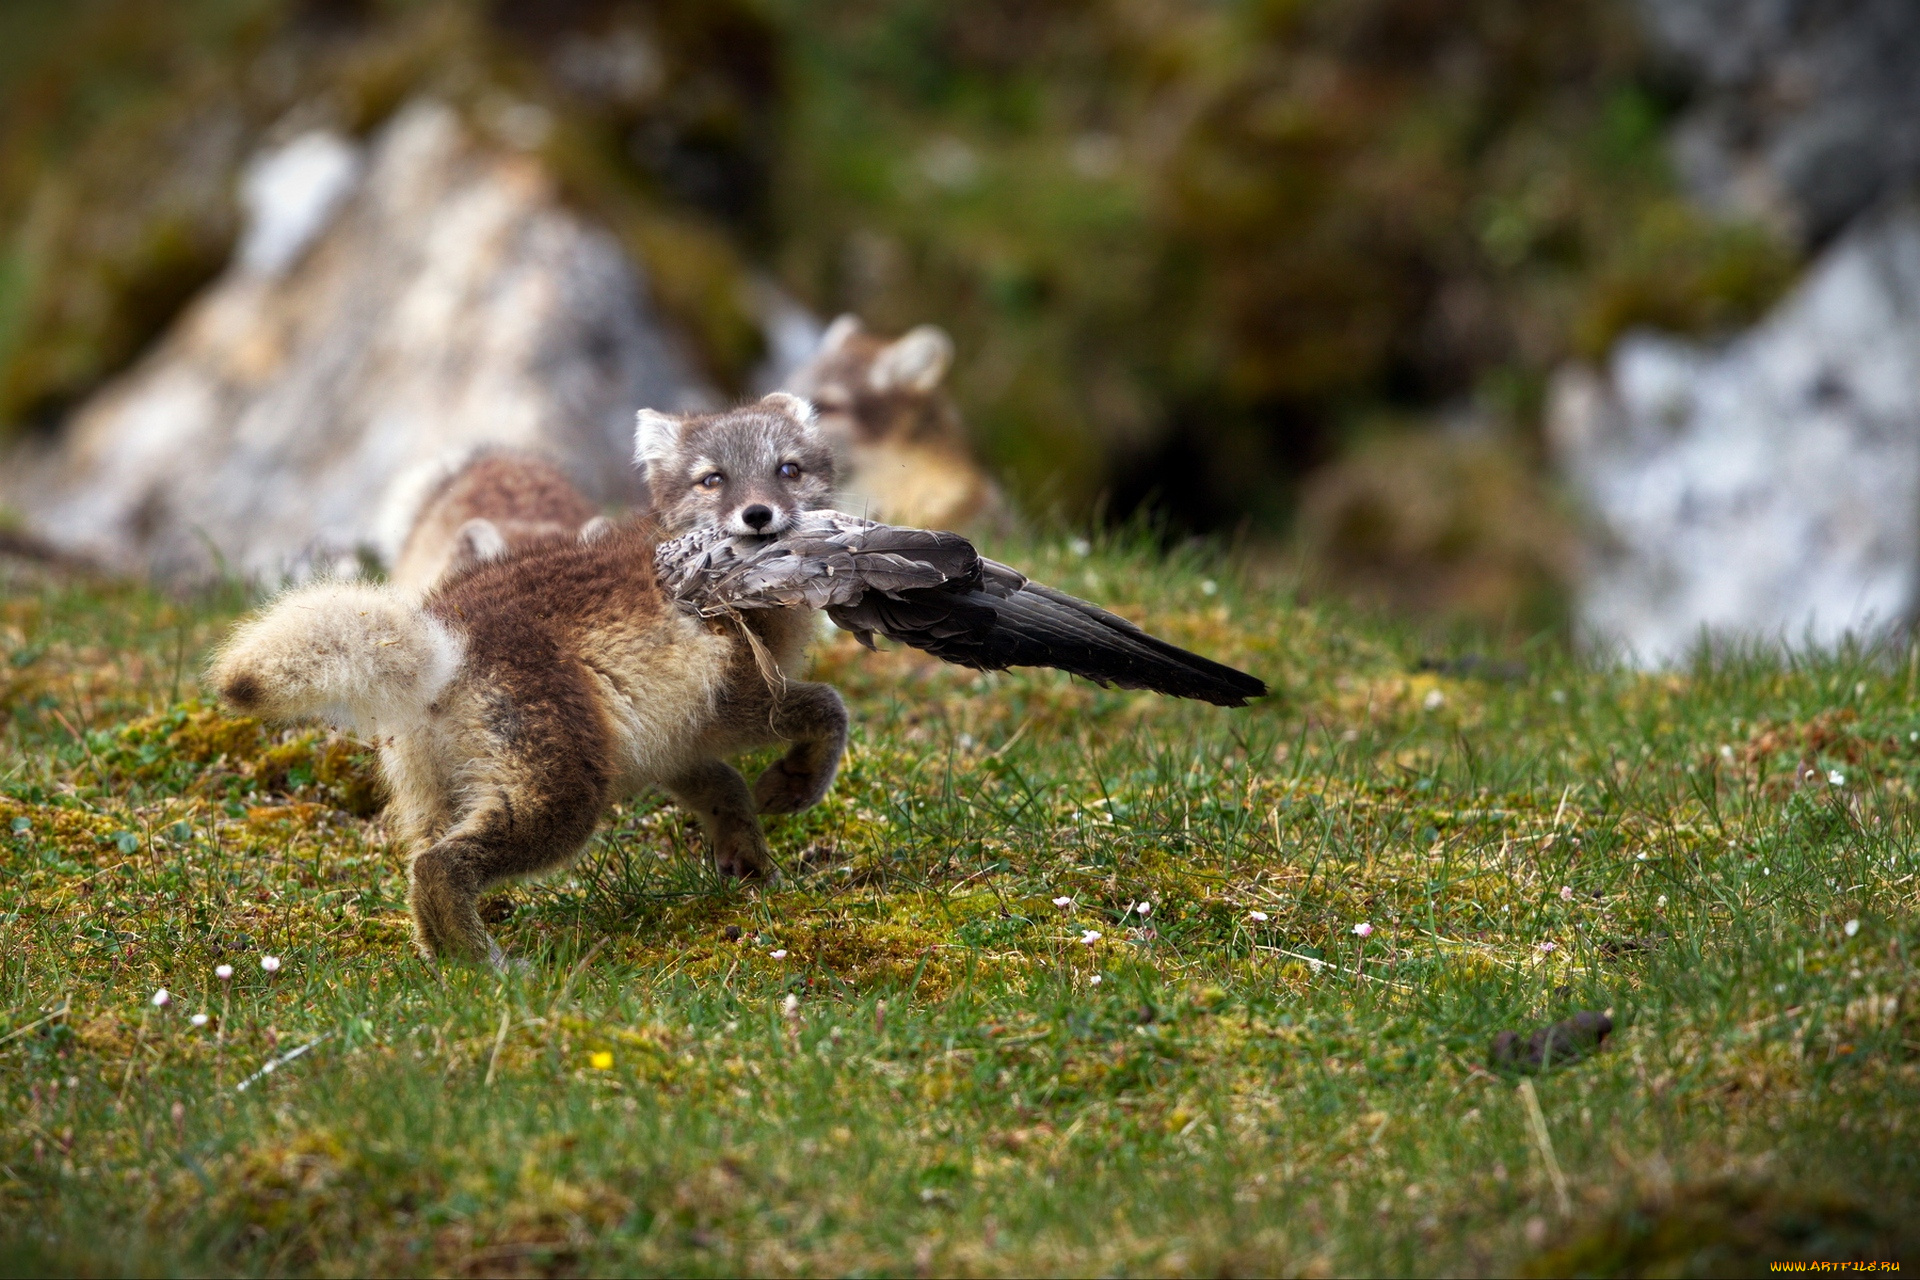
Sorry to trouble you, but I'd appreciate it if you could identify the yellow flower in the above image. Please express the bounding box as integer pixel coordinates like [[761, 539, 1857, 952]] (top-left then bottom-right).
[[588, 1051, 613, 1070]]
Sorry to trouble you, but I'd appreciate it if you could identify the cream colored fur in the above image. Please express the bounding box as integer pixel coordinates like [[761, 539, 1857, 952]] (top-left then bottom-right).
[[209, 580, 464, 739]]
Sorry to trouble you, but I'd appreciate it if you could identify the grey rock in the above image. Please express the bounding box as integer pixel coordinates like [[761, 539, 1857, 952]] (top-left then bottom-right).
[[4, 99, 714, 583], [1551, 198, 1920, 665]]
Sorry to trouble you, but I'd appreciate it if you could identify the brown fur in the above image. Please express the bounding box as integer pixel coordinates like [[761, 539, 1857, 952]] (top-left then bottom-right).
[[390, 450, 606, 595], [212, 397, 848, 965], [783, 317, 1003, 530], [401, 519, 842, 962]]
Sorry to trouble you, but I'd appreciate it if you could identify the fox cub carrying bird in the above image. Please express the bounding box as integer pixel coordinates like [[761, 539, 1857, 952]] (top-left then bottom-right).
[[211, 394, 1263, 965]]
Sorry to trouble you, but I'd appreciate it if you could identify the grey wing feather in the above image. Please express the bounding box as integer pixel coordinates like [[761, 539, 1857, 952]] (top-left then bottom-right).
[[655, 511, 1266, 707]]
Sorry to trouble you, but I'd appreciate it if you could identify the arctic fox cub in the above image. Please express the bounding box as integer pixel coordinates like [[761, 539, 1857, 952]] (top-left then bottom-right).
[[211, 394, 845, 965]]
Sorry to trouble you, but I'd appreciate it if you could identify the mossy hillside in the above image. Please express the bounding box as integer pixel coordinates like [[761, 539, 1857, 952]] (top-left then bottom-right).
[[5, 2, 1798, 531], [2, 536, 1918, 1275], [769, 0, 1799, 528]]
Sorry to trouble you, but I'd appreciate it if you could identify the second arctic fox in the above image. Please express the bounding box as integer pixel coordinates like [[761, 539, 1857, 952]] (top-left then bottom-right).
[[785, 315, 1003, 530]]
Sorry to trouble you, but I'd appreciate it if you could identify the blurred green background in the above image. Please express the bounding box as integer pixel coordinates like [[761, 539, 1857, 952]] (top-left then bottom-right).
[[0, 0, 1800, 629]]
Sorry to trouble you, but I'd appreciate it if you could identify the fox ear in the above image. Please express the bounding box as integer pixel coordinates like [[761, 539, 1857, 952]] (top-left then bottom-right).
[[633, 408, 681, 469], [869, 325, 952, 393], [758, 391, 817, 426], [817, 313, 862, 355], [452, 518, 507, 570]]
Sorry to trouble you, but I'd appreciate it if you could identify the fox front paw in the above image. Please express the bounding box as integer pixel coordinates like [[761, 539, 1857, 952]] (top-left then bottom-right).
[[713, 829, 773, 881]]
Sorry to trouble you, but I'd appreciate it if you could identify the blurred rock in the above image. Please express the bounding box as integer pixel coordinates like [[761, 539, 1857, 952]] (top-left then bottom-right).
[[1528, 1178, 1917, 1276], [3, 99, 713, 582], [1642, 0, 1920, 243], [1295, 431, 1575, 631], [1551, 199, 1920, 665]]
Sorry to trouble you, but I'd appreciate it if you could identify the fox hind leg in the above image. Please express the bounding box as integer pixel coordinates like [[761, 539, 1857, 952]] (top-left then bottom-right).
[[407, 773, 604, 965], [753, 681, 849, 815]]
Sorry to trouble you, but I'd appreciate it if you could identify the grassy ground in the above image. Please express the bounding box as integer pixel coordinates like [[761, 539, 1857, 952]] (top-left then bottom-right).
[[0, 535, 1916, 1276]]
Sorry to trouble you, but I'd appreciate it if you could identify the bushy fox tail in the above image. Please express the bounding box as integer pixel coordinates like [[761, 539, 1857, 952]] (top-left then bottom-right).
[[209, 581, 463, 735]]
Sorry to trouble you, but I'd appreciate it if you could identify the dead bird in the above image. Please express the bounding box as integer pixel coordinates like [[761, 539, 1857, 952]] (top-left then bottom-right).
[[656, 511, 1267, 707]]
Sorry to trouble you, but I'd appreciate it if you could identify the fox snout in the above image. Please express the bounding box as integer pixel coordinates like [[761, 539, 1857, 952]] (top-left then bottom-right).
[[732, 499, 791, 537]]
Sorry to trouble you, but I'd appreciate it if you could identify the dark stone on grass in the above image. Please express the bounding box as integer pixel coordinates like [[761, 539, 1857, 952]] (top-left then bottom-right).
[[1417, 655, 1530, 682], [1599, 932, 1668, 958], [1491, 1010, 1612, 1073], [724, 924, 742, 942]]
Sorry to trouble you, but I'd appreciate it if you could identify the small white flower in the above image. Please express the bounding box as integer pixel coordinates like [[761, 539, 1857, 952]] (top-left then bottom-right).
[[190, 1013, 209, 1028], [1422, 689, 1445, 712], [1135, 901, 1151, 917], [1657, 894, 1668, 907], [1090, 975, 1102, 985], [1068, 537, 1091, 558], [1762, 866, 1770, 876], [1200, 579, 1218, 596], [1248, 910, 1269, 922], [1080, 930, 1102, 945], [214, 964, 233, 981], [1052, 896, 1073, 908], [151, 988, 171, 1009], [1844, 918, 1860, 937], [769, 949, 788, 960], [260, 955, 281, 973], [1828, 769, 1846, 786], [1559, 886, 1574, 902], [1307, 958, 1324, 974], [1352, 921, 1373, 938]]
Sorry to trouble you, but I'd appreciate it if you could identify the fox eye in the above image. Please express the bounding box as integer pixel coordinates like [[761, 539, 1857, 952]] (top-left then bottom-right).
[[777, 461, 801, 480], [698, 472, 725, 489]]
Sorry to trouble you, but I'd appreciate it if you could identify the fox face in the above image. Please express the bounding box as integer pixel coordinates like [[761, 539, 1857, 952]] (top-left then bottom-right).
[[636, 393, 837, 536], [781, 315, 1001, 531], [786, 316, 957, 450]]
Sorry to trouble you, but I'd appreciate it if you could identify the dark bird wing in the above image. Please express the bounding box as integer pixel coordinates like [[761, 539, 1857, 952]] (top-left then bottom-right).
[[656, 512, 1268, 707]]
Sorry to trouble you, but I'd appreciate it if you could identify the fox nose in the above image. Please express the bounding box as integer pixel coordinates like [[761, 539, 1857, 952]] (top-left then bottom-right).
[[741, 504, 774, 531]]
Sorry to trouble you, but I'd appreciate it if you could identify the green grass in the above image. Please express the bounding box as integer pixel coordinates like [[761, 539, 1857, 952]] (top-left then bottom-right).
[[1, 538, 1916, 1276]]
